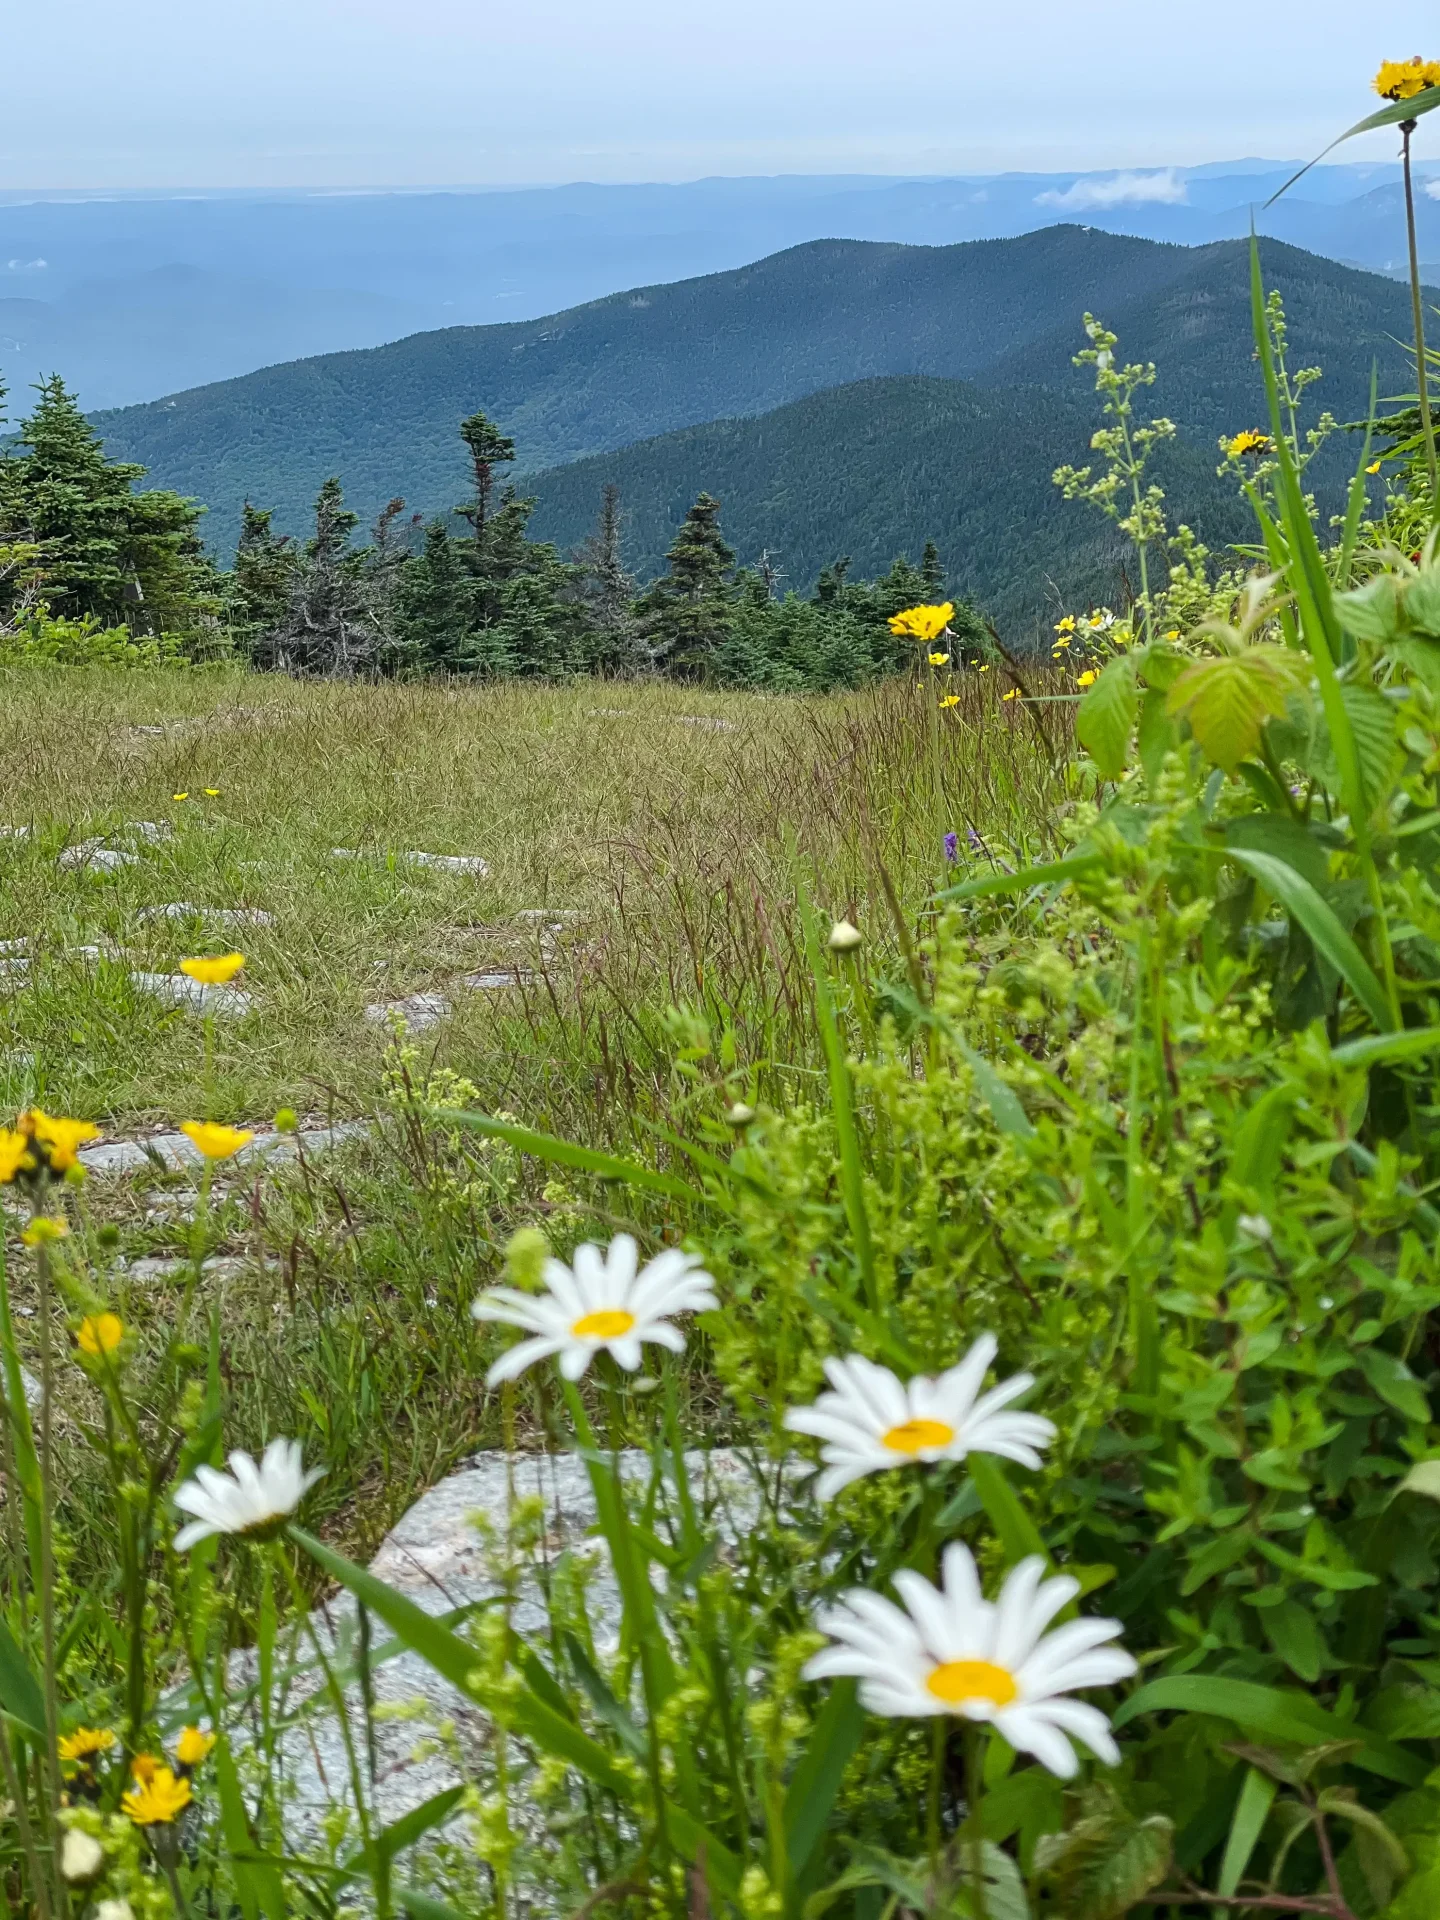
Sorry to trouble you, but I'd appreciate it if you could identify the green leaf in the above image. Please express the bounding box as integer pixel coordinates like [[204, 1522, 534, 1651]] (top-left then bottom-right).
[[344, 1786, 465, 1878], [958, 1041, 1035, 1138], [1397, 1459, 1440, 1502], [1035, 1804, 1173, 1920], [1266, 84, 1440, 204], [436, 1110, 700, 1208], [1076, 657, 1138, 779], [784, 1678, 864, 1875], [1356, 1348, 1430, 1426], [1218, 1767, 1278, 1896], [1225, 846, 1394, 1031], [0, 1613, 45, 1741], [1340, 682, 1401, 811], [1222, 813, 1330, 892], [1114, 1676, 1425, 1785], [939, 853, 1105, 904], [1258, 1599, 1326, 1683], [1166, 650, 1304, 771], [969, 1455, 1048, 1565], [398, 1893, 470, 1920], [215, 1733, 288, 1920], [1332, 1027, 1440, 1070]]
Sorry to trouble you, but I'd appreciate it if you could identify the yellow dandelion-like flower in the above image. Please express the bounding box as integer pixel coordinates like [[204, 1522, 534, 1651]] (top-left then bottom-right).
[[1054, 615, 1076, 633], [0, 1128, 36, 1184], [130, 1753, 161, 1785], [938, 694, 961, 709], [179, 1121, 255, 1161], [172, 792, 190, 803], [1374, 56, 1440, 102], [1225, 429, 1273, 459], [927, 651, 950, 666], [1366, 459, 1383, 475], [977, 663, 990, 672], [122, 1766, 192, 1827], [76, 1313, 124, 1359], [1076, 669, 1099, 689], [1163, 629, 1180, 641], [174, 1726, 216, 1769], [22, 1216, 68, 1247], [1002, 689, 1020, 702], [179, 953, 245, 986], [20, 1111, 101, 1174], [58, 1727, 117, 1765], [888, 603, 955, 642], [203, 788, 221, 798]]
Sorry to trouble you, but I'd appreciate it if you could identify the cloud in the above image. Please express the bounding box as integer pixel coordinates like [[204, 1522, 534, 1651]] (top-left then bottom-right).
[[1426, 177, 1440, 200], [1035, 169, 1188, 210], [5, 258, 48, 272]]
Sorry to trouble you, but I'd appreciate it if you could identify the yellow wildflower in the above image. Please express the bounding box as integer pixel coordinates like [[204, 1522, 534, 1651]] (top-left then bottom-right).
[[130, 1753, 161, 1785], [1374, 57, 1440, 102], [1163, 629, 1180, 640], [58, 1727, 117, 1766], [888, 603, 955, 642], [938, 694, 961, 709], [179, 1121, 255, 1161], [174, 1726, 216, 1770], [977, 663, 990, 671], [1366, 459, 1383, 475], [20, 1111, 101, 1174], [22, 1216, 68, 1247], [122, 1766, 191, 1827], [203, 788, 221, 798], [76, 1313, 124, 1359], [1001, 689, 1020, 702], [0, 1128, 36, 1184], [1076, 669, 1099, 689], [927, 651, 950, 666], [179, 953, 245, 986], [1054, 615, 1076, 633], [172, 792, 189, 802], [1224, 429, 1273, 459], [1052, 635, 1072, 650]]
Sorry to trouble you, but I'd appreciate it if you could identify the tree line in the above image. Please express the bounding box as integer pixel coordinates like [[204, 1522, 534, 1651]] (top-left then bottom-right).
[[0, 379, 987, 689]]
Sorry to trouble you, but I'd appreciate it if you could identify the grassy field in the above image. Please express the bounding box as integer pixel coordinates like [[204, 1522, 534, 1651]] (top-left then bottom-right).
[[0, 663, 1070, 1563]]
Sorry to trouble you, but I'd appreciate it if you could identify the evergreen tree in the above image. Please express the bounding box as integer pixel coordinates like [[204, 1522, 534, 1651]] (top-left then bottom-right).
[[636, 492, 735, 678], [458, 411, 516, 553], [4, 377, 213, 633], [395, 522, 478, 672], [576, 483, 644, 674], [228, 503, 298, 662], [271, 477, 384, 676], [920, 539, 945, 598]]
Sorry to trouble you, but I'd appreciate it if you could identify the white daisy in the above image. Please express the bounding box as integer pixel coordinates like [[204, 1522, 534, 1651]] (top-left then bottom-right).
[[805, 1543, 1135, 1779], [173, 1439, 325, 1550], [782, 1336, 1055, 1501], [473, 1232, 718, 1386]]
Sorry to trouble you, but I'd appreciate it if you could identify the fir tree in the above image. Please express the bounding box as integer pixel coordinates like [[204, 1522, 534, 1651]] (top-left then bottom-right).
[[6, 377, 212, 632], [229, 503, 297, 663], [636, 492, 735, 678], [458, 411, 516, 553], [272, 477, 383, 676], [576, 483, 644, 674], [920, 539, 945, 598], [395, 522, 477, 672]]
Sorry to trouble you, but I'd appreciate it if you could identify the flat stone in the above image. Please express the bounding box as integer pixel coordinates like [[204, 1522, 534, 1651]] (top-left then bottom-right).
[[364, 992, 451, 1034], [119, 1252, 278, 1284], [332, 849, 490, 877], [460, 969, 533, 990], [124, 822, 173, 846], [128, 971, 254, 1016], [244, 1448, 755, 1842], [79, 1121, 368, 1178], [58, 841, 139, 872], [134, 903, 274, 928], [0, 826, 32, 841], [677, 714, 737, 732]]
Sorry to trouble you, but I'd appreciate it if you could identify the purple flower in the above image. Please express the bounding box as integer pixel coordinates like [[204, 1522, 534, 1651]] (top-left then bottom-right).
[[967, 828, 984, 851], [944, 832, 959, 864]]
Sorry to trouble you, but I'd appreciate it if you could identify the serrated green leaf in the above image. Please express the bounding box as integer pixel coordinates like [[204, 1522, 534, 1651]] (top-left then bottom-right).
[[1166, 649, 1304, 771], [1335, 575, 1406, 642], [1340, 682, 1400, 811], [1036, 1805, 1173, 1920], [1077, 657, 1138, 778]]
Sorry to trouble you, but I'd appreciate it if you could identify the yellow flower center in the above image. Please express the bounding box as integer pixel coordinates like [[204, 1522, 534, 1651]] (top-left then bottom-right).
[[572, 1309, 636, 1340], [925, 1659, 1018, 1708], [881, 1417, 955, 1455]]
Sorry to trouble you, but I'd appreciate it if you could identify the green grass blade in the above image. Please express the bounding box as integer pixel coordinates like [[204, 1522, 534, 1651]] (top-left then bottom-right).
[[784, 1678, 864, 1875], [1265, 85, 1440, 204], [215, 1733, 288, 1920], [937, 853, 1104, 903], [968, 1456, 1047, 1564], [1338, 365, 1379, 592], [1331, 1026, 1440, 1068], [436, 1110, 701, 1207], [0, 1615, 46, 1742], [1114, 1676, 1425, 1784], [1225, 846, 1393, 1030], [398, 1893, 469, 1920], [1218, 1767, 1278, 1896]]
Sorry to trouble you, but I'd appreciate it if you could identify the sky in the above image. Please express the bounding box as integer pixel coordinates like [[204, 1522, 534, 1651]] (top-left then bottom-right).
[[6, 0, 1440, 188]]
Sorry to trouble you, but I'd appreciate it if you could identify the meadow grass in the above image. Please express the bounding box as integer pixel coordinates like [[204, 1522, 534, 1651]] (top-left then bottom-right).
[[0, 663, 1070, 1569]]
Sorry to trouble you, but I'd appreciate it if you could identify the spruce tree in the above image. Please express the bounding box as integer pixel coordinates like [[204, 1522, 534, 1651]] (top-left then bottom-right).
[[577, 483, 644, 674], [921, 539, 945, 598], [395, 522, 478, 672], [6, 377, 212, 632], [272, 477, 382, 676], [229, 503, 298, 663], [636, 492, 735, 678], [458, 411, 516, 553]]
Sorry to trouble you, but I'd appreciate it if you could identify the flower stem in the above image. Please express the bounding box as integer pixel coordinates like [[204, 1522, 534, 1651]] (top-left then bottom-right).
[[1402, 122, 1439, 514], [964, 1723, 986, 1920]]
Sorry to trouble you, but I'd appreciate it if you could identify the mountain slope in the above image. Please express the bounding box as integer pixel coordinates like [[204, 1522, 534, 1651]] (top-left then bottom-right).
[[91, 227, 1204, 546], [522, 375, 1256, 637]]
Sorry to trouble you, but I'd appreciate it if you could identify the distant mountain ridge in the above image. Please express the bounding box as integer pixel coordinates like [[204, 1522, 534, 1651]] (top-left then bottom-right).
[[92, 228, 1426, 589]]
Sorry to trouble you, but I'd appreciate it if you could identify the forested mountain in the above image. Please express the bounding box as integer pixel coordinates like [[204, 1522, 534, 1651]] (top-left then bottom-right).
[[523, 375, 1255, 636], [92, 228, 1425, 565]]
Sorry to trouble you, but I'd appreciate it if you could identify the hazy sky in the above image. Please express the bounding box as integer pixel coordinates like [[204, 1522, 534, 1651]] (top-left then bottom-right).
[[7, 0, 1440, 187]]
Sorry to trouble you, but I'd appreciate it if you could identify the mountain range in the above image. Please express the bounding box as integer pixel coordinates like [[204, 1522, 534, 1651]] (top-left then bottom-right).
[[87, 226, 1424, 632], [3, 161, 1439, 409]]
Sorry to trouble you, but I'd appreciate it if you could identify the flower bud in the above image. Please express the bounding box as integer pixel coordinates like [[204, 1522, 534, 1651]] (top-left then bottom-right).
[[273, 1107, 298, 1134], [97, 1904, 135, 1920], [827, 921, 863, 953], [504, 1226, 550, 1291], [725, 1103, 757, 1126]]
